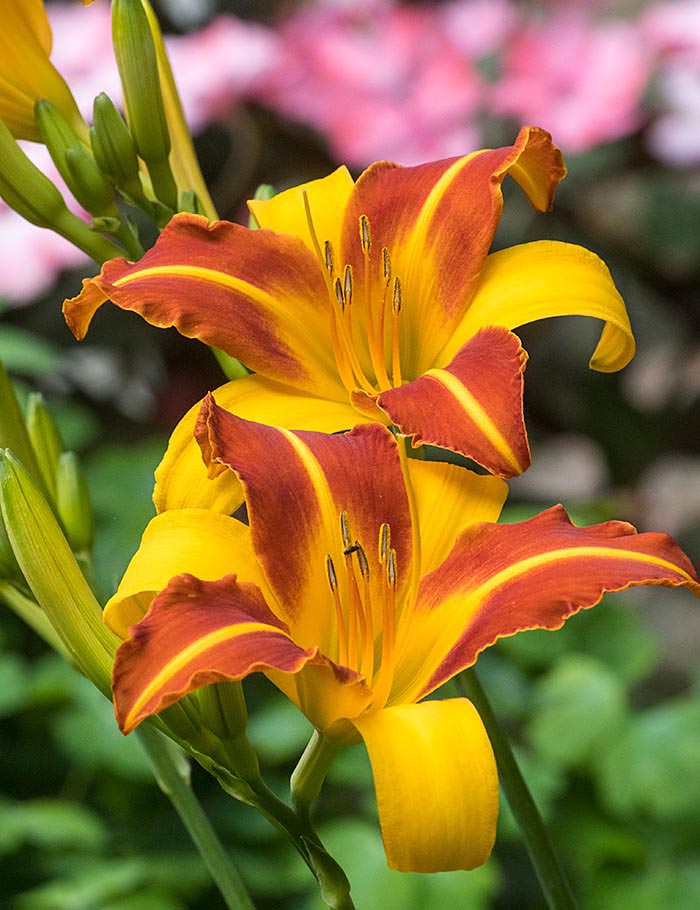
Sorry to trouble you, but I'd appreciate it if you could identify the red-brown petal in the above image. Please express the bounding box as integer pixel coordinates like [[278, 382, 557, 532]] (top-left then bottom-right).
[[375, 326, 530, 477]]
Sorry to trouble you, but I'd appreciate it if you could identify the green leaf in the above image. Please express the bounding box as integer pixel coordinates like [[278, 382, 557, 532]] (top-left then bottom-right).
[[596, 697, 700, 820], [526, 655, 627, 769], [0, 797, 107, 856]]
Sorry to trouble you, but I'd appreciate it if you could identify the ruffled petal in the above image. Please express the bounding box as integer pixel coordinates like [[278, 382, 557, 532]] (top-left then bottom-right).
[[405, 459, 507, 576], [196, 400, 413, 656], [339, 126, 565, 375], [63, 213, 344, 397], [248, 165, 355, 262], [112, 573, 372, 734], [103, 509, 259, 639], [368, 326, 530, 477], [396, 505, 699, 702], [352, 699, 498, 872], [439, 240, 635, 373], [153, 374, 365, 514]]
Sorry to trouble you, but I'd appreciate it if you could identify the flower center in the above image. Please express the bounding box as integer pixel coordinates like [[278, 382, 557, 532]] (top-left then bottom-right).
[[325, 511, 399, 710], [302, 191, 402, 395]]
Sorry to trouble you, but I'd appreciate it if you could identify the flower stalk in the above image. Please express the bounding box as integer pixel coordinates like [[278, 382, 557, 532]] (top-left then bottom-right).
[[457, 668, 580, 910]]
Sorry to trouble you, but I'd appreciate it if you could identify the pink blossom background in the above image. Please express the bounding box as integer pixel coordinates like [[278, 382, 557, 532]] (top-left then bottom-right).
[[2, 0, 700, 304]]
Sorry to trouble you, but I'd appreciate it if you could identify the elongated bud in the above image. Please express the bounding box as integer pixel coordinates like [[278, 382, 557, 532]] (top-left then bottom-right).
[[0, 450, 116, 696], [0, 363, 45, 494], [112, 0, 177, 210], [0, 117, 126, 263], [35, 100, 115, 218], [25, 393, 63, 502], [56, 451, 94, 553], [196, 681, 262, 782], [0, 507, 21, 580], [0, 117, 72, 229], [91, 93, 141, 189]]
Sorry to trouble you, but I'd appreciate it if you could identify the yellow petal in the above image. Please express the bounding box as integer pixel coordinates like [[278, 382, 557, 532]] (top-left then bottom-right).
[[438, 240, 635, 373], [352, 699, 498, 872], [405, 459, 508, 576], [104, 509, 259, 639], [248, 165, 355, 261], [154, 373, 366, 513]]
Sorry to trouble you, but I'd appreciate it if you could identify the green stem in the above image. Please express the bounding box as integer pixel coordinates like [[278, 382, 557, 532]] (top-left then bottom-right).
[[137, 723, 256, 910], [457, 668, 579, 910], [290, 730, 343, 818]]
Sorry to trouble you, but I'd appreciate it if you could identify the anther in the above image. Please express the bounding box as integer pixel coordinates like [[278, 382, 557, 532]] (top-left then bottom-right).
[[324, 240, 334, 273], [387, 549, 397, 588], [340, 511, 352, 548], [343, 264, 353, 308], [392, 276, 402, 313], [326, 554, 338, 590], [355, 542, 370, 578], [359, 214, 371, 253], [334, 276, 345, 311], [379, 523, 390, 564], [382, 247, 391, 284]]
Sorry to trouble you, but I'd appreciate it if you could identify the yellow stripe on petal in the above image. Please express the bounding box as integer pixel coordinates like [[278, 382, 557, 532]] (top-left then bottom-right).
[[124, 620, 279, 730], [352, 699, 498, 872], [104, 509, 258, 639], [440, 240, 635, 372], [422, 366, 524, 474]]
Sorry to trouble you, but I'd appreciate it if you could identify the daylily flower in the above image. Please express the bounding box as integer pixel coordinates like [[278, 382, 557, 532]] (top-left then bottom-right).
[[107, 397, 698, 873], [64, 126, 633, 511], [0, 0, 87, 143]]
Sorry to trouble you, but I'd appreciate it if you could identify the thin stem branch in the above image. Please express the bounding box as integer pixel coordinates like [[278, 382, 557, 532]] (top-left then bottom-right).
[[137, 723, 256, 910], [457, 668, 579, 910]]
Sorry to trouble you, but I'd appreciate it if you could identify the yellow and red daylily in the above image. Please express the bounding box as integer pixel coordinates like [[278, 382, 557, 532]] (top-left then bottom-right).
[[107, 398, 698, 873], [0, 0, 87, 143], [64, 127, 633, 512]]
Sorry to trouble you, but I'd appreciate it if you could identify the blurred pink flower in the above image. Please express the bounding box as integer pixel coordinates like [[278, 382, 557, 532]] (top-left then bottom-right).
[[258, 0, 497, 166], [491, 11, 652, 152], [641, 0, 700, 165]]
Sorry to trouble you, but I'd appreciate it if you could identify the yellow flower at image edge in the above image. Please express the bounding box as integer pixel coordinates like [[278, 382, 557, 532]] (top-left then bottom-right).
[[63, 127, 634, 514], [0, 0, 86, 142], [106, 398, 699, 873]]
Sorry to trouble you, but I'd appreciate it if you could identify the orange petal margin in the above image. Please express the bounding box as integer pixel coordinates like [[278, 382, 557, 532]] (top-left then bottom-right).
[[63, 213, 342, 397], [196, 398, 414, 644], [112, 573, 320, 733], [339, 126, 566, 373], [414, 505, 700, 698], [373, 326, 530, 477]]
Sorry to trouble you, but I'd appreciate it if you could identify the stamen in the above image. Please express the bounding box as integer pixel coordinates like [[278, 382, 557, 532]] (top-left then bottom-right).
[[359, 214, 371, 253], [326, 554, 348, 664], [340, 511, 352, 548], [387, 549, 397, 589], [334, 276, 345, 311], [324, 239, 334, 274], [354, 543, 369, 578], [379, 522, 390, 564], [392, 275, 402, 313], [343, 264, 353, 308], [391, 276, 403, 386], [382, 247, 391, 284]]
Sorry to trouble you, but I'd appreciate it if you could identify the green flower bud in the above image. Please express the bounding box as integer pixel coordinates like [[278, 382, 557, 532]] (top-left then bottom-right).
[[0, 117, 127, 263], [112, 0, 177, 210], [35, 100, 117, 218], [91, 93, 141, 188], [0, 362, 44, 494], [25, 392, 63, 502], [0, 116, 72, 229], [0, 450, 116, 696], [56, 451, 94, 554]]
